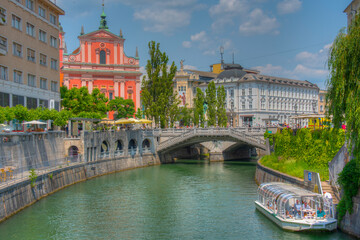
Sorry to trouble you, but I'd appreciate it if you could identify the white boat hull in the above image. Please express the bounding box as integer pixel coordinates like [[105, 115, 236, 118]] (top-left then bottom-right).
[[255, 201, 337, 231]]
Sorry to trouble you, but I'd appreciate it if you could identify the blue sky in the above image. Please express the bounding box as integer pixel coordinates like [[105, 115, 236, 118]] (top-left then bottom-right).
[[57, 0, 350, 90]]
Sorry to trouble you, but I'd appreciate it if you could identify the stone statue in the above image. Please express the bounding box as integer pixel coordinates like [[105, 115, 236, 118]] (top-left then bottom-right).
[[180, 59, 185, 70]]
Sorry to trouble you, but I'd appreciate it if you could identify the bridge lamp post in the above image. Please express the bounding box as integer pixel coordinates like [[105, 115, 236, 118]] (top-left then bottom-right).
[[230, 99, 234, 127]]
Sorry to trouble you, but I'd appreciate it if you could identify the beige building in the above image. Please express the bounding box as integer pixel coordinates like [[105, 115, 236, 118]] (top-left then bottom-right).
[[344, 0, 360, 27], [174, 62, 218, 108], [318, 90, 327, 114], [0, 0, 64, 110]]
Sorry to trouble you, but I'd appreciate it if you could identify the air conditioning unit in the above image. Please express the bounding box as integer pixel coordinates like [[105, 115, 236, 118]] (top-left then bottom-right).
[[49, 99, 55, 109]]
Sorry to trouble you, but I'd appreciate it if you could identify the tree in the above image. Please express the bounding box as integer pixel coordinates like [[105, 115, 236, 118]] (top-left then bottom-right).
[[193, 88, 205, 127], [141, 41, 178, 128], [206, 81, 217, 126], [216, 86, 227, 127], [61, 87, 108, 118], [327, 13, 360, 220], [108, 97, 135, 119], [178, 106, 193, 127], [13, 105, 31, 122], [54, 110, 72, 126], [135, 108, 143, 119]]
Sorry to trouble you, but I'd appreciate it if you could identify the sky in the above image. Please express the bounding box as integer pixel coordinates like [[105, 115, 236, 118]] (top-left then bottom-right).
[[57, 0, 350, 90]]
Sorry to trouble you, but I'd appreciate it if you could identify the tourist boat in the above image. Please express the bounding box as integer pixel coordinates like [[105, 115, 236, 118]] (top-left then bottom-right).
[[255, 182, 337, 231]]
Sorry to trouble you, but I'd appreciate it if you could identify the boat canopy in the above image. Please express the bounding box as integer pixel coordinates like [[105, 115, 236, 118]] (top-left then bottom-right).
[[258, 182, 334, 220]]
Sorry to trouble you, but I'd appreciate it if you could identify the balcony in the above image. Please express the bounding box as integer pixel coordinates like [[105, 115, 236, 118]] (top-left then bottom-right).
[[0, 42, 7, 56]]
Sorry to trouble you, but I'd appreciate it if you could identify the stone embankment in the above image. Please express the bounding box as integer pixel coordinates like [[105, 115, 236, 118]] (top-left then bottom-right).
[[0, 153, 160, 223]]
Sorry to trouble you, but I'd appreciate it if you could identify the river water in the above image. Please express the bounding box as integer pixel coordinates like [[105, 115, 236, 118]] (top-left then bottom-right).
[[0, 161, 353, 239]]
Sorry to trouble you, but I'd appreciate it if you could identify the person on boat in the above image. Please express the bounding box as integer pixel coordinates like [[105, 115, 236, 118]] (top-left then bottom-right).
[[316, 208, 326, 219], [295, 200, 302, 218], [286, 210, 293, 219]]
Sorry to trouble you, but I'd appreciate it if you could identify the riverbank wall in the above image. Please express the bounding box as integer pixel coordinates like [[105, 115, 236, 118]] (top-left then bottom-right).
[[255, 161, 317, 192], [340, 188, 360, 237], [0, 153, 160, 223]]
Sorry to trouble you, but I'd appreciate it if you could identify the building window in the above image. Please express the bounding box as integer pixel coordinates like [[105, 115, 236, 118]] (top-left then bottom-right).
[[40, 53, 47, 66], [26, 97, 37, 109], [230, 89, 234, 98], [12, 94, 24, 106], [13, 70, 22, 84], [320, 105, 323, 112], [0, 36, 7, 53], [12, 42, 22, 57], [27, 48, 35, 62], [40, 78, 47, 89], [12, 15, 21, 30], [0, 65, 8, 80], [320, 96, 324, 102], [39, 30, 47, 43], [38, 6, 46, 18], [249, 101, 252, 109], [242, 102, 245, 110], [49, 14, 56, 25], [50, 36, 57, 48], [51, 58, 58, 70], [26, 0, 34, 11], [51, 81, 58, 92], [0, 92, 10, 107], [28, 74, 36, 87], [261, 101, 265, 110], [109, 92, 113, 100], [0, 7, 7, 24], [100, 50, 106, 64], [26, 22, 35, 37], [39, 99, 48, 108], [242, 88, 245, 96], [249, 88, 252, 96], [55, 101, 60, 111]]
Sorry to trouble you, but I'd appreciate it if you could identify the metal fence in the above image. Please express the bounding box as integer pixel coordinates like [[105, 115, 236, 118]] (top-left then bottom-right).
[[0, 154, 83, 188]]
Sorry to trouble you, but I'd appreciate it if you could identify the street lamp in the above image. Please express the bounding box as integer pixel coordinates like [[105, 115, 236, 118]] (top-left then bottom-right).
[[230, 98, 234, 127]]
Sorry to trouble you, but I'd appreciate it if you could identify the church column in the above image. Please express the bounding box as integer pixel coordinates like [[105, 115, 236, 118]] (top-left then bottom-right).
[[81, 77, 87, 87], [64, 74, 70, 88], [88, 42, 92, 63], [106, 49, 110, 64], [120, 80, 125, 98], [95, 49, 100, 64], [88, 80, 93, 93], [81, 42, 85, 62], [114, 43, 118, 65], [136, 80, 140, 109], [114, 80, 119, 97], [120, 45, 124, 64]]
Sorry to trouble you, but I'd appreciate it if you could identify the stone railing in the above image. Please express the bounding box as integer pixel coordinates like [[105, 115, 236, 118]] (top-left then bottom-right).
[[157, 128, 266, 152], [0, 131, 65, 144]]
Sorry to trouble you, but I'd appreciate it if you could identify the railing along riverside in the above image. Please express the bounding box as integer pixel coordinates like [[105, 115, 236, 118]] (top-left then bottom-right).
[[328, 170, 341, 200]]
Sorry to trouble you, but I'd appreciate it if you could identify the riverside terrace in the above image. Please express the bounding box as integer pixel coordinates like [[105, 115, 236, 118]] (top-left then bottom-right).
[[0, 127, 267, 188]]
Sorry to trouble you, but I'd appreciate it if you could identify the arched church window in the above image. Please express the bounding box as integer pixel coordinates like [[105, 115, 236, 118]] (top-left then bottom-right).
[[100, 50, 106, 64]]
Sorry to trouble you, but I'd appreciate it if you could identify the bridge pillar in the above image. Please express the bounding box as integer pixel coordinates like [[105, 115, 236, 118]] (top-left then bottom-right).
[[209, 152, 224, 162]]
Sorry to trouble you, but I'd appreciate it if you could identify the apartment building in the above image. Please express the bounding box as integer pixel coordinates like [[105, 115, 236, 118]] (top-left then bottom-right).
[[0, 0, 64, 110]]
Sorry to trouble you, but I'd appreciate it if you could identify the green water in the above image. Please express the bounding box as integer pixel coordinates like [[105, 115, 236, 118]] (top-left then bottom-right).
[[0, 161, 353, 239]]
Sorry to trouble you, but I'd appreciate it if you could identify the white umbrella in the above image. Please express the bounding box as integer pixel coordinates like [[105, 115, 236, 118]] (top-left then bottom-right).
[[22, 120, 47, 125]]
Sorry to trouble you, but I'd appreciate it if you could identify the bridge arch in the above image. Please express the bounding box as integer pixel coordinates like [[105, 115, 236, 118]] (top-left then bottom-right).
[[115, 140, 123, 151], [128, 139, 137, 149], [101, 140, 110, 153], [142, 139, 151, 148], [68, 146, 79, 161]]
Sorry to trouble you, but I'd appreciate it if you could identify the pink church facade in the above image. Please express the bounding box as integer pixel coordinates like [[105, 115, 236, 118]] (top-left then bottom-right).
[[60, 9, 141, 118]]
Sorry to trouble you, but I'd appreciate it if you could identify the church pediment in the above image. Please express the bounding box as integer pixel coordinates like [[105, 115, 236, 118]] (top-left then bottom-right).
[[79, 29, 123, 41]]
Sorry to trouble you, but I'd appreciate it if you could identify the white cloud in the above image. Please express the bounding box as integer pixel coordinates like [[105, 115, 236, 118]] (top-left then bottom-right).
[[184, 65, 198, 70], [295, 43, 332, 68], [182, 41, 192, 48], [190, 31, 208, 42], [239, 8, 279, 36], [134, 9, 191, 33], [209, 0, 249, 30], [277, 0, 302, 15], [139, 66, 148, 81], [203, 50, 216, 55]]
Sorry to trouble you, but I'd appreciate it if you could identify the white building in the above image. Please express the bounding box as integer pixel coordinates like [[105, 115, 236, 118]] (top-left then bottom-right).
[[200, 64, 319, 127]]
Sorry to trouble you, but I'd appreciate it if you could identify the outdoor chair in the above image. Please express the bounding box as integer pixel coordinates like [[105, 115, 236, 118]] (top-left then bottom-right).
[[0, 169, 6, 182]]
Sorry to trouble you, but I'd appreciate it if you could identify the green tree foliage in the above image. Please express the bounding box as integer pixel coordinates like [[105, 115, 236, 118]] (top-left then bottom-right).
[[108, 97, 135, 119], [135, 108, 143, 119], [141, 41, 178, 128], [205, 81, 217, 126], [193, 88, 205, 127], [178, 106, 193, 127], [262, 128, 345, 180], [61, 87, 108, 117], [13, 105, 32, 122], [327, 13, 360, 220], [53, 110, 72, 126], [216, 86, 227, 127]]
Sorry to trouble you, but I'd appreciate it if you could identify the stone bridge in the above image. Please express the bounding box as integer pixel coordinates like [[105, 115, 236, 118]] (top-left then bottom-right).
[[153, 128, 266, 153]]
